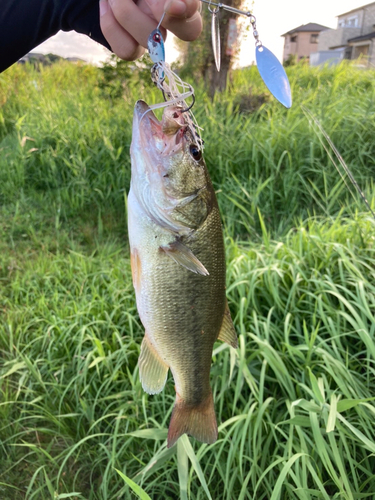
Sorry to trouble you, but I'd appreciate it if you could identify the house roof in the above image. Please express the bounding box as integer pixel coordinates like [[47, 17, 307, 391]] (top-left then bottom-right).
[[282, 23, 330, 37], [348, 31, 375, 43], [338, 2, 375, 18]]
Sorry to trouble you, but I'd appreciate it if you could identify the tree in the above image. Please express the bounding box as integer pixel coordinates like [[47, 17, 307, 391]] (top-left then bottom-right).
[[176, 0, 249, 96]]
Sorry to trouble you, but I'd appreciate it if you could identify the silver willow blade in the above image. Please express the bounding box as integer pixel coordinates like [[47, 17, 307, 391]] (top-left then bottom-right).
[[211, 8, 221, 72]]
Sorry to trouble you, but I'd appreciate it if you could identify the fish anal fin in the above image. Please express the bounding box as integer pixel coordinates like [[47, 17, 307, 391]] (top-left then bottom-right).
[[218, 302, 238, 348], [139, 334, 169, 395], [160, 240, 209, 276], [167, 391, 218, 448]]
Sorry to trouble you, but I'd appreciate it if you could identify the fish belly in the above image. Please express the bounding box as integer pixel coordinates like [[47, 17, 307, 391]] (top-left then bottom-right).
[[129, 188, 225, 391]]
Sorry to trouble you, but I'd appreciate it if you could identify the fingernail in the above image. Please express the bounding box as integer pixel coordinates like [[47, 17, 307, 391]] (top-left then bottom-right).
[[99, 0, 108, 16], [164, 0, 187, 16]]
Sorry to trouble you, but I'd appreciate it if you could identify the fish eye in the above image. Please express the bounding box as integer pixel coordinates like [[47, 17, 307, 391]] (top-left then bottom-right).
[[153, 33, 161, 43], [189, 144, 202, 161]]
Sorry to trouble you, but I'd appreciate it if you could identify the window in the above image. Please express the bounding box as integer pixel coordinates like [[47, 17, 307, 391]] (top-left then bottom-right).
[[354, 44, 369, 58], [291, 35, 297, 42], [347, 16, 359, 27], [338, 15, 359, 28], [310, 34, 318, 43], [344, 46, 352, 59]]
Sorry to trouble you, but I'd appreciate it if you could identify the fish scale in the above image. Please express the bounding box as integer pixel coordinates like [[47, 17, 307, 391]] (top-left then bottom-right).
[[148, 209, 226, 397]]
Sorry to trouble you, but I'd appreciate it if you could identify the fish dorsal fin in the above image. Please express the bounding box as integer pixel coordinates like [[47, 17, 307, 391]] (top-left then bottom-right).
[[139, 334, 169, 395], [160, 241, 209, 276], [218, 302, 238, 348]]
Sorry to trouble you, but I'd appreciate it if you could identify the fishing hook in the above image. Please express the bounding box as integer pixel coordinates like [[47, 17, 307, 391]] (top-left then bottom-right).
[[180, 92, 195, 113]]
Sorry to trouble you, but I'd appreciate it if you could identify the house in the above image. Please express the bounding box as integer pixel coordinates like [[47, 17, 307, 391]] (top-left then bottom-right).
[[282, 23, 330, 63], [314, 2, 375, 66]]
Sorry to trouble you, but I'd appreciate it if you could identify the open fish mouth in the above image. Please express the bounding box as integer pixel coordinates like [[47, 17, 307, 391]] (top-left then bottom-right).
[[133, 100, 189, 156]]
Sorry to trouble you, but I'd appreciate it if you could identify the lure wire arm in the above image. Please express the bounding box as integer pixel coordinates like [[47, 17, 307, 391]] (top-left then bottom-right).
[[207, 0, 219, 14], [156, 11, 166, 30], [200, 0, 252, 17]]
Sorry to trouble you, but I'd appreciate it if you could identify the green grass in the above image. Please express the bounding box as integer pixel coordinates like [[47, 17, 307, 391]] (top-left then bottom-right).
[[1, 60, 375, 499]]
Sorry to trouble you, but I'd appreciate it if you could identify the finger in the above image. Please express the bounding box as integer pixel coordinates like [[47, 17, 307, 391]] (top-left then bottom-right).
[[108, 0, 167, 48], [100, 0, 145, 60], [165, 0, 200, 19], [146, 0, 202, 42]]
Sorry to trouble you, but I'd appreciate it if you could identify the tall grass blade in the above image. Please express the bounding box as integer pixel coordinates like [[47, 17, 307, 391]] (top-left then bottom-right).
[[269, 454, 306, 500], [177, 438, 189, 500], [115, 469, 152, 500], [179, 435, 212, 500]]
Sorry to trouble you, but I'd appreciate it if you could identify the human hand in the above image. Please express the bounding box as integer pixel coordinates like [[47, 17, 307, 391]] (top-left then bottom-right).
[[99, 0, 202, 61]]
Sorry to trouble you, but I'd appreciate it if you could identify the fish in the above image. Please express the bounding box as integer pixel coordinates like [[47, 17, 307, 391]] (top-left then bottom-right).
[[128, 100, 237, 448]]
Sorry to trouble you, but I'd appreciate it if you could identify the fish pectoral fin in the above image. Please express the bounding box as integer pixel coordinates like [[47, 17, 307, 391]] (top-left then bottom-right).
[[160, 241, 209, 276], [139, 335, 169, 395], [217, 301, 238, 348]]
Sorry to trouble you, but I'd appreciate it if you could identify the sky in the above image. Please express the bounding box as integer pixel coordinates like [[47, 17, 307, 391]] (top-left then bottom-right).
[[34, 0, 363, 66]]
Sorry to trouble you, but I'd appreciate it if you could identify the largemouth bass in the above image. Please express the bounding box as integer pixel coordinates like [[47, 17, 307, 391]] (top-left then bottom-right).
[[128, 100, 237, 447]]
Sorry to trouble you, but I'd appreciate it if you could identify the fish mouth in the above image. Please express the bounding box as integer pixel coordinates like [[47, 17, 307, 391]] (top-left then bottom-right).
[[132, 100, 188, 156], [133, 100, 161, 149], [133, 100, 159, 132]]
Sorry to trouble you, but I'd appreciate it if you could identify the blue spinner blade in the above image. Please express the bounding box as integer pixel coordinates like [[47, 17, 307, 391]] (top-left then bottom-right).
[[256, 45, 292, 109], [148, 29, 165, 64]]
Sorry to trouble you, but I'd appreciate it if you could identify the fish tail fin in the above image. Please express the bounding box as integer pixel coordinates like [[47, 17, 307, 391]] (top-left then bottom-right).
[[167, 391, 218, 448]]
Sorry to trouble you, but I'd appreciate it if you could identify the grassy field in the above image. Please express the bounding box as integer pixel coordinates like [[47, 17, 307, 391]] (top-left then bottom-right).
[[1, 60, 375, 499]]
